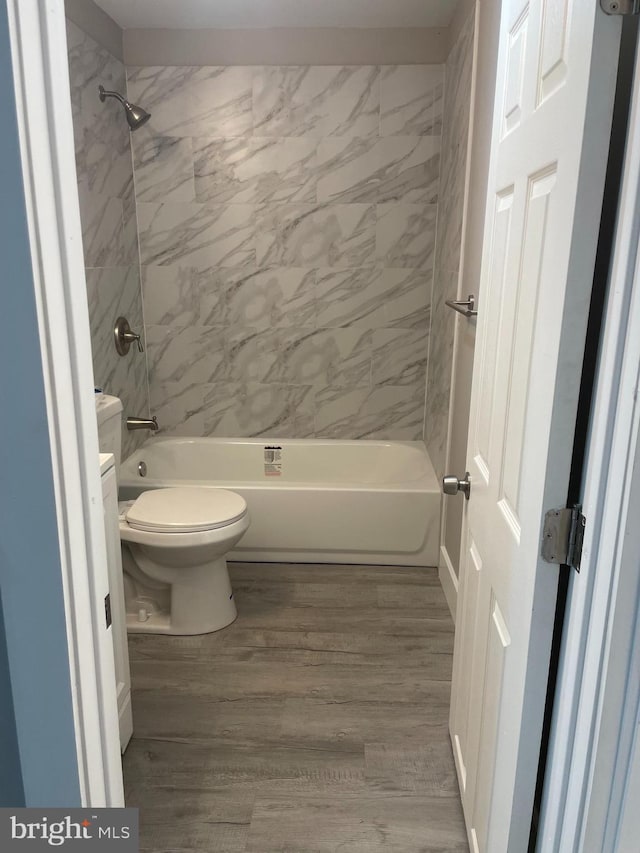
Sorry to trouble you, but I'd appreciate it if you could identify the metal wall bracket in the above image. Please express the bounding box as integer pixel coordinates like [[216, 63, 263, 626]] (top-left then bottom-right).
[[541, 505, 586, 572], [445, 295, 478, 317], [600, 0, 640, 15]]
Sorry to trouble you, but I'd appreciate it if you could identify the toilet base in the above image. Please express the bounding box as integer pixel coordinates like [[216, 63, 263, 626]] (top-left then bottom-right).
[[125, 606, 237, 635], [123, 549, 238, 635]]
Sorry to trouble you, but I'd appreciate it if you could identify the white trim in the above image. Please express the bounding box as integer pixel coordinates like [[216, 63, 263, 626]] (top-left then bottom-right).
[[586, 404, 640, 850], [438, 545, 458, 622], [437, 0, 479, 605], [439, 3, 478, 482], [537, 43, 640, 853], [6, 0, 123, 805]]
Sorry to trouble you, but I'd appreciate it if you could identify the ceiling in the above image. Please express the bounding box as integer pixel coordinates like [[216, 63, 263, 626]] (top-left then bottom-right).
[[94, 0, 455, 30]]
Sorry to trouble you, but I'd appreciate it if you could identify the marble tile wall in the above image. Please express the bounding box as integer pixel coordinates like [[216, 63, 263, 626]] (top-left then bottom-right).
[[425, 10, 476, 478], [66, 19, 149, 458], [126, 63, 444, 439]]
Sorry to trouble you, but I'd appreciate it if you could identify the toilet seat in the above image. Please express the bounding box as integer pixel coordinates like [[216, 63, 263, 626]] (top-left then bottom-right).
[[125, 487, 247, 534]]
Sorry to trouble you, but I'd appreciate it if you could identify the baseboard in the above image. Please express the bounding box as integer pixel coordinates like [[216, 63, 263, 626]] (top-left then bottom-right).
[[119, 694, 133, 754], [439, 545, 458, 622]]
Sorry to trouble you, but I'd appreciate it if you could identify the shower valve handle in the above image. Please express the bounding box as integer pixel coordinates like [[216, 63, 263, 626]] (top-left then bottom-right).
[[124, 330, 144, 353], [114, 316, 144, 355]]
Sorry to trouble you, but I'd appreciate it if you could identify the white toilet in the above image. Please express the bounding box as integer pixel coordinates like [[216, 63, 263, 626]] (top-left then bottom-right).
[[96, 395, 250, 635]]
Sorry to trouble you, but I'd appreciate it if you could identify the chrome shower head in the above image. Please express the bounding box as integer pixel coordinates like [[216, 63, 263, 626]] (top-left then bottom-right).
[[98, 85, 151, 131]]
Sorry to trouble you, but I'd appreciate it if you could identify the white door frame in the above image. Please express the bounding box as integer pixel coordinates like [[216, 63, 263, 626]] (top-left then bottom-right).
[[6, 0, 124, 805], [538, 39, 640, 852]]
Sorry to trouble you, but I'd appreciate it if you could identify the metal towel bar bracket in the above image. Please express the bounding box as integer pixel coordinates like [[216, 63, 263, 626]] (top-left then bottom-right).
[[445, 294, 477, 317]]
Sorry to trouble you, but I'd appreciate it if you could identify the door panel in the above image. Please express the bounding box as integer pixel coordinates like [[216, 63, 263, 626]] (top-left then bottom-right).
[[500, 168, 557, 521], [452, 536, 484, 790], [475, 191, 514, 481], [537, 0, 571, 105], [472, 598, 511, 853], [503, 9, 529, 136]]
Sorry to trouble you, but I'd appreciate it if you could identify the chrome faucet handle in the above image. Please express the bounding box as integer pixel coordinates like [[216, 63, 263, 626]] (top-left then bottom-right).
[[114, 316, 144, 355]]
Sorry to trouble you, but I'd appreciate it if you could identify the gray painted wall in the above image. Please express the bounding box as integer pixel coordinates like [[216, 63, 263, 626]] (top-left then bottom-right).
[[0, 595, 24, 806], [123, 27, 448, 66], [447, 0, 476, 52], [0, 2, 80, 806], [65, 0, 123, 60]]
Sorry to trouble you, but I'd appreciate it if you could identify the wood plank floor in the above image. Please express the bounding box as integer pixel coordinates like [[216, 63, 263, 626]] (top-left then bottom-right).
[[123, 563, 469, 852]]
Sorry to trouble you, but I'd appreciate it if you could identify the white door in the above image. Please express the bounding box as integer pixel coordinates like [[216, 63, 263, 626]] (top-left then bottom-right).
[[448, 1, 622, 851]]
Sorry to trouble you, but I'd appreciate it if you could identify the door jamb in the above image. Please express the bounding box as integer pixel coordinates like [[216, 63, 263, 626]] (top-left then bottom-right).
[[437, 0, 482, 623], [537, 39, 640, 852], [6, 0, 123, 805]]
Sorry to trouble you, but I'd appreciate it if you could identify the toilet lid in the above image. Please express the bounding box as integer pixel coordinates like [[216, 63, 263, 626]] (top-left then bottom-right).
[[125, 487, 247, 533]]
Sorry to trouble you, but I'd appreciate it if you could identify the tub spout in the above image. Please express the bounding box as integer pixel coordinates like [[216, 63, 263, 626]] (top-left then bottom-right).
[[127, 415, 159, 432]]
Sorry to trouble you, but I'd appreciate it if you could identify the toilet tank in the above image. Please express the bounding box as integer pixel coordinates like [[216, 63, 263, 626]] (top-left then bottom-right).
[[96, 394, 123, 473]]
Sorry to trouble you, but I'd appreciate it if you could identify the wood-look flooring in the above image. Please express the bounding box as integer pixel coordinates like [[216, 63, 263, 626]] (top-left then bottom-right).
[[123, 562, 469, 852]]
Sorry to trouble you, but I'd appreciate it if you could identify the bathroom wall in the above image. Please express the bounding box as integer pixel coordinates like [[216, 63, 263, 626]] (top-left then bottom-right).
[[127, 64, 444, 439], [66, 17, 149, 458], [425, 6, 476, 479]]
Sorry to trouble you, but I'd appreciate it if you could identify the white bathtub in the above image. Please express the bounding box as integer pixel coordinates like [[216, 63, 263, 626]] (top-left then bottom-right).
[[119, 438, 441, 566]]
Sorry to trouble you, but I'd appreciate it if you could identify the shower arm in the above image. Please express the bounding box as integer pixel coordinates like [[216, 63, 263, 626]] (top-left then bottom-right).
[[99, 86, 127, 105]]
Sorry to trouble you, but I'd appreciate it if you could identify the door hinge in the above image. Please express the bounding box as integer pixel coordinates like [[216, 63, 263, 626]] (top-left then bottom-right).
[[541, 505, 586, 572], [600, 0, 640, 15], [105, 593, 112, 629]]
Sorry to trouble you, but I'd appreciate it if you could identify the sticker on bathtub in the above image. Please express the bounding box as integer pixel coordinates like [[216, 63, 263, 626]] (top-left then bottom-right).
[[264, 445, 282, 477]]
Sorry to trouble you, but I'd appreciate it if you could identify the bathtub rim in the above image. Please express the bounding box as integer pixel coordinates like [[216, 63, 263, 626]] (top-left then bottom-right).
[[119, 436, 440, 493]]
